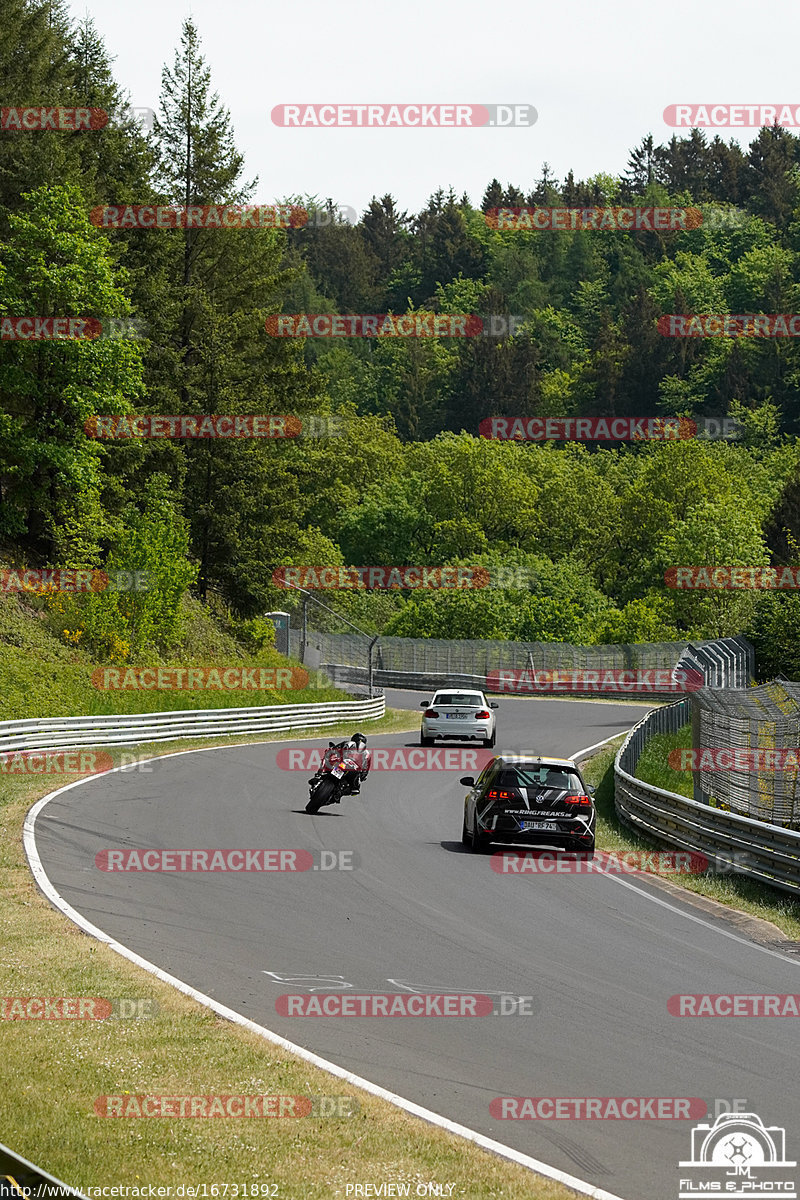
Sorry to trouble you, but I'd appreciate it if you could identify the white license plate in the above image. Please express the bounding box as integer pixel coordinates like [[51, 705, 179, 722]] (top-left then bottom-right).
[[330, 765, 344, 778], [446, 712, 469, 719], [522, 821, 558, 831]]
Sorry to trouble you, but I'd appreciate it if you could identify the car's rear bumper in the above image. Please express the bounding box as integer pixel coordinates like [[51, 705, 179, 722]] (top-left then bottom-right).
[[478, 816, 595, 845], [422, 721, 493, 739]]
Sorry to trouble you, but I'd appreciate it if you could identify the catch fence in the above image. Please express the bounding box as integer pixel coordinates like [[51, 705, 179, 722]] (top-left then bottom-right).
[[691, 681, 800, 827], [291, 630, 754, 696]]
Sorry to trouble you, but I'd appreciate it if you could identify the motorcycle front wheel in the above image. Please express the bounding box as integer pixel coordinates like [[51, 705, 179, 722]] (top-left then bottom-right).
[[305, 775, 337, 813]]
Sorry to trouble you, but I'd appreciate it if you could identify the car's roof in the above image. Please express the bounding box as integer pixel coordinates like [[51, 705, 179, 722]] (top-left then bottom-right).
[[432, 688, 485, 697], [492, 755, 577, 769]]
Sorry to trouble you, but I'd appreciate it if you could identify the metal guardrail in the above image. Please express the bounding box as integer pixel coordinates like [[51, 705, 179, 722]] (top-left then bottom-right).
[[0, 697, 386, 756], [325, 664, 698, 699], [0, 1138, 87, 1198], [614, 701, 800, 897]]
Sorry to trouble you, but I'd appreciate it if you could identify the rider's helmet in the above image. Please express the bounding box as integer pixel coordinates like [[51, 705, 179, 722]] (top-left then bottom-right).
[[350, 732, 367, 750]]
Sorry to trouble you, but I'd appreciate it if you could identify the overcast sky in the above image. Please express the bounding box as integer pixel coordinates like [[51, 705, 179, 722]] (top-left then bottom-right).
[[70, 0, 800, 216]]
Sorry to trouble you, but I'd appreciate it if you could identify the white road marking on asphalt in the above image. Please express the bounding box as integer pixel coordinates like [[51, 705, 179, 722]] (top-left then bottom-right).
[[570, 737, 800, 968], [24, 734, 629, 1200]]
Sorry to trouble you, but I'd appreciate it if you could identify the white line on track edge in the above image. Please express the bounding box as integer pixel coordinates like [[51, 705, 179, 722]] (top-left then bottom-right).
[[23, 729, 654, 1200], [569, 735, 800, 968]]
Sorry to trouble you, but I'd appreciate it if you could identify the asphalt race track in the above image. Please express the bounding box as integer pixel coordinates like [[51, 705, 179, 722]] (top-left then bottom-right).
[[32, 691, 800, 1200]]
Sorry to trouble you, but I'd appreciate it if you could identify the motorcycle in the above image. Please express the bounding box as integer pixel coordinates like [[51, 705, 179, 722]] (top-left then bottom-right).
[[305, 741, 368, 813]]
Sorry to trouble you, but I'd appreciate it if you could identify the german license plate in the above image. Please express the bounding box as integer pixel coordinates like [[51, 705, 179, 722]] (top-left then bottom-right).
[[522, 821, 558, 831], [446, 712, 469, 719]]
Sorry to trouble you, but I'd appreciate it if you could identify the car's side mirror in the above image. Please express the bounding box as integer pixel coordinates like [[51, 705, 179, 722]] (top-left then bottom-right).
[[587, 784, 595, 795], [460, 776, 475, 787], [420, 700, 430, 708], [490, 702, 499, 709]]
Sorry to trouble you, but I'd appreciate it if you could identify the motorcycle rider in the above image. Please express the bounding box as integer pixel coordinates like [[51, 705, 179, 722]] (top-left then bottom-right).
[[347, 732, 372, 792], [308, 732, 372, 796]]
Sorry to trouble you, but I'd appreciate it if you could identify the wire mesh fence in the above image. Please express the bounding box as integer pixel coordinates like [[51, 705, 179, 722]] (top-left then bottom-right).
[[287, 622, 800, 829], [691, 681, 800, 827], [289, 627, 753, 694], [616, 701, 800, 893]]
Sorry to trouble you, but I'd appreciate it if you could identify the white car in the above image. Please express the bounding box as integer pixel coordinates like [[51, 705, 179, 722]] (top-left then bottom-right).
[[419, 689, 498, 748]]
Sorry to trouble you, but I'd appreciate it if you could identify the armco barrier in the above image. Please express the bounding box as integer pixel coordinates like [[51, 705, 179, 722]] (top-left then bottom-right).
[[0, 696, 385, 756], [614, 700, 800, 897], [0, 1138, 87, 1198]]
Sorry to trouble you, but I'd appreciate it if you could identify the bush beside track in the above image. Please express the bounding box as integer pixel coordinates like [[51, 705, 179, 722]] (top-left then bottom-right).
[[0, 591, 341, 720]]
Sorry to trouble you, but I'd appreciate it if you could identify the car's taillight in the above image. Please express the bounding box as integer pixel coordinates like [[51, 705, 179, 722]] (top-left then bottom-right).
[[565, 793, 593, 809], [424, 709, 439, 718], [486, 788, 520, 802], [475, 710, 491, 719]]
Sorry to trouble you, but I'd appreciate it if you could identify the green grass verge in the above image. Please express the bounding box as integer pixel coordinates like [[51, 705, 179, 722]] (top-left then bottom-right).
[[0, 591, 346, 719], [1, 711, 582, 1200], [580, 736, 800, 940], [633, 725, 693, 798]]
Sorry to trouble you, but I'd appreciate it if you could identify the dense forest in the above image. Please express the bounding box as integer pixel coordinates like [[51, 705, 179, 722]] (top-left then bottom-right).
[[4, 0, 800, 681]]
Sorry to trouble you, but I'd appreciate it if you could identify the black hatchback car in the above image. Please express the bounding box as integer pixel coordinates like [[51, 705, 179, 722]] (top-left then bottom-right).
[[460, 755, 596, 855]]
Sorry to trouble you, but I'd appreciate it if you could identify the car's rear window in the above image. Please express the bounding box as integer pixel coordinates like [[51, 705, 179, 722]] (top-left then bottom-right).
[[434, 694, 482, 707], [497, 767, 584, 792]]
